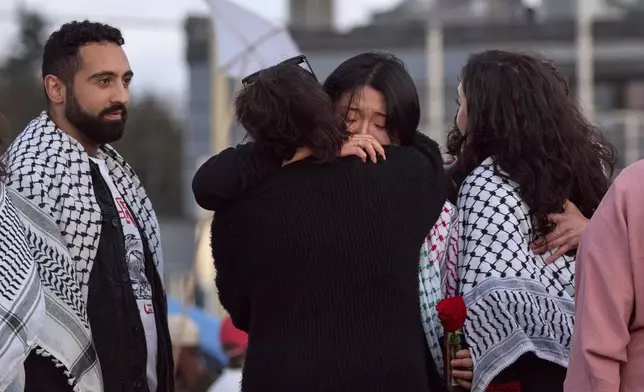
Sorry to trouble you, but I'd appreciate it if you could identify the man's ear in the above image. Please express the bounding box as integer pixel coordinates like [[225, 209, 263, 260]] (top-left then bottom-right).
[[44, 74, 67, 104]]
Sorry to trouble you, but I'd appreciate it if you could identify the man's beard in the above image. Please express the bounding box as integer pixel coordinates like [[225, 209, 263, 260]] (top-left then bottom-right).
[[65, 93, 128, 145]]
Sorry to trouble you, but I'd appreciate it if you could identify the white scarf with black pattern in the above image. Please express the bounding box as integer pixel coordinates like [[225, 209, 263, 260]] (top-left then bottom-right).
[[4, 111, 164, 392], [456, 158, 575, 392], [0, 182, 45, 391]]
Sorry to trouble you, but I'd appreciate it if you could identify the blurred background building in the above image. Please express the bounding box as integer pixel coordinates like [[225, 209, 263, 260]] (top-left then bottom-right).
[[182, 0, 644, 317], [185, 0, 644, 194]]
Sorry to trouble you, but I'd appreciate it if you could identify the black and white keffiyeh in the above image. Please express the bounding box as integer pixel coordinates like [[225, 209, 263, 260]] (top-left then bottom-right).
[[456, 158, 575, 392], [4, 112, 164, 391], [0, 182, 45, 391]]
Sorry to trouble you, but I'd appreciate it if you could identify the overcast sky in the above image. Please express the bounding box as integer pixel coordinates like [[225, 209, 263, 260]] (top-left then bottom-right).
[[0, 0, 403, 105]]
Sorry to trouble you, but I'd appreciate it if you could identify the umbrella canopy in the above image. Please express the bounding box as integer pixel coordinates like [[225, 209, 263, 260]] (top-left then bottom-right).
[[167, 297, 227, 363], [206, 0, 302, 79]]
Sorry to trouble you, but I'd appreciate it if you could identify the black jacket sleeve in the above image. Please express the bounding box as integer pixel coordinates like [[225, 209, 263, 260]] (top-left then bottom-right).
[[192, 142, 282, 211]]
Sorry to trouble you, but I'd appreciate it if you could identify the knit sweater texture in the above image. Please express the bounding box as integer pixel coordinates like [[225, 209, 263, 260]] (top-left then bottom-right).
[[211, 144, 446, 392]]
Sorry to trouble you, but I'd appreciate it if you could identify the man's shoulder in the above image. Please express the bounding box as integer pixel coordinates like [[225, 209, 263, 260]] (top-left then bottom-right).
[[4, 127, 68, 193], [5, 141, 60, 183], [7, 120, 65, 166]]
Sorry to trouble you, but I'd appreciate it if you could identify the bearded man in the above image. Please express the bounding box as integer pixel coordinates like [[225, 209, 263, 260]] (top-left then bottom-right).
[[4, 21, 173, 392]]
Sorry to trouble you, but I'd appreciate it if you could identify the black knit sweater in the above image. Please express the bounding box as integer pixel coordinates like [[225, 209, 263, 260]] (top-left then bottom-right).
[[209, 143, 447, 392]]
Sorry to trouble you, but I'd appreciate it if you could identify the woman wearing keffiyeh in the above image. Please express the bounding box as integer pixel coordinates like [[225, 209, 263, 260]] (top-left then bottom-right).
[[446, 50, 616, 392]]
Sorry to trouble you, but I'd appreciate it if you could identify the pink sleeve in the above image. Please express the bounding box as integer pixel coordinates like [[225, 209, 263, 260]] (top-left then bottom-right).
[[565, 174, 637, 392]]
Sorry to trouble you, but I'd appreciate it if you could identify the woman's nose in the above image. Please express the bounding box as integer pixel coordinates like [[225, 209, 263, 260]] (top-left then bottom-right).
[[356, 120, 369, 135]]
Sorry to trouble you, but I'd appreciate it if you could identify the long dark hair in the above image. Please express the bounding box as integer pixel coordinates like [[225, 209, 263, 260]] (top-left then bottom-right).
[[447, 50, 616, 235], [235, 62, 350, 163], [322, 52, 420, 145]]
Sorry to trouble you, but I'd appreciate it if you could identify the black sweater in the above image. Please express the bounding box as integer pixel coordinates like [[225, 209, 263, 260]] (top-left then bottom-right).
[[209, 143, 447, 392]]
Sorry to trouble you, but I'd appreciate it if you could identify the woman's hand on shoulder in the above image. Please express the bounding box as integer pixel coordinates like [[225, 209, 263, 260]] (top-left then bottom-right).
[[285, 136, 386, 166], [339, 135, 386, 163], [530, 200, 589, 263]]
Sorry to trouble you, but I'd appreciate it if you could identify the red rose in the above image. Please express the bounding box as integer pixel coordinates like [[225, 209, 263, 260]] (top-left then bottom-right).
[[436, 296, 467, 332]]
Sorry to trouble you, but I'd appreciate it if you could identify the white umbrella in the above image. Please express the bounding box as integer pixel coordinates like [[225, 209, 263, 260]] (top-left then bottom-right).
[[206, 0, 302, 79]]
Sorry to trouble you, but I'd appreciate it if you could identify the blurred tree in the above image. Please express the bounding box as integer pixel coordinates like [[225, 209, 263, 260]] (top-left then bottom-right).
[[0, 11, 185, 217], [114, 94, 184, 217], [0, 10, 47, 139]]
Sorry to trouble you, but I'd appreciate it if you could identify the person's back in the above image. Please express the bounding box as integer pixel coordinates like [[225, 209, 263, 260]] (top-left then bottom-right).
[[212, 144, 445, 391]]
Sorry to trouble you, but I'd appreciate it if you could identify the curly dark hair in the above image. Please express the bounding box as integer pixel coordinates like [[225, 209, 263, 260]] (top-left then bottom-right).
[[235, 62, 351, 163], [42, 20, 124, 86], [446, 50, 616, 235]]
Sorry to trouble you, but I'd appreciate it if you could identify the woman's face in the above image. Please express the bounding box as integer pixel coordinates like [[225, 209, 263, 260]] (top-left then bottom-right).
[[334, 85, 392, 145], [456, 82, 468, 134]]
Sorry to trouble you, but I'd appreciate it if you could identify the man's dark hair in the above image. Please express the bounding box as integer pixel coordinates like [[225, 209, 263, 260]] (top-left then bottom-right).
[[235, 62, 350, 163], [42, 20, 124, 86]]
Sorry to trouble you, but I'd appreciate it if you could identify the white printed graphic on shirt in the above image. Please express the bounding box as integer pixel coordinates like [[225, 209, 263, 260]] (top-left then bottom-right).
[[123, 231, 152, 299], [91, 157, 158, 392]]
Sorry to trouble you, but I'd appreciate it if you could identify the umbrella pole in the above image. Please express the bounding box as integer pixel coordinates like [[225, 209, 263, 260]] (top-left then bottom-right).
[[176, 19, 234, 373], [576, 0, 594, 121], [177, 17, 221, 366], [426, 19, 445, 146], [209, 18, 232, 154]]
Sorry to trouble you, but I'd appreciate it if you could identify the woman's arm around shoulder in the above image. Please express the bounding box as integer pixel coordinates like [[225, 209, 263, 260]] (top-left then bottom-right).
[[192, 142, 282, 211]]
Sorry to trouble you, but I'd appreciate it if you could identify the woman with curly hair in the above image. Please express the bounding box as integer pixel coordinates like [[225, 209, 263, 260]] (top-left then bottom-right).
[[447, 50, 615, 392]]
